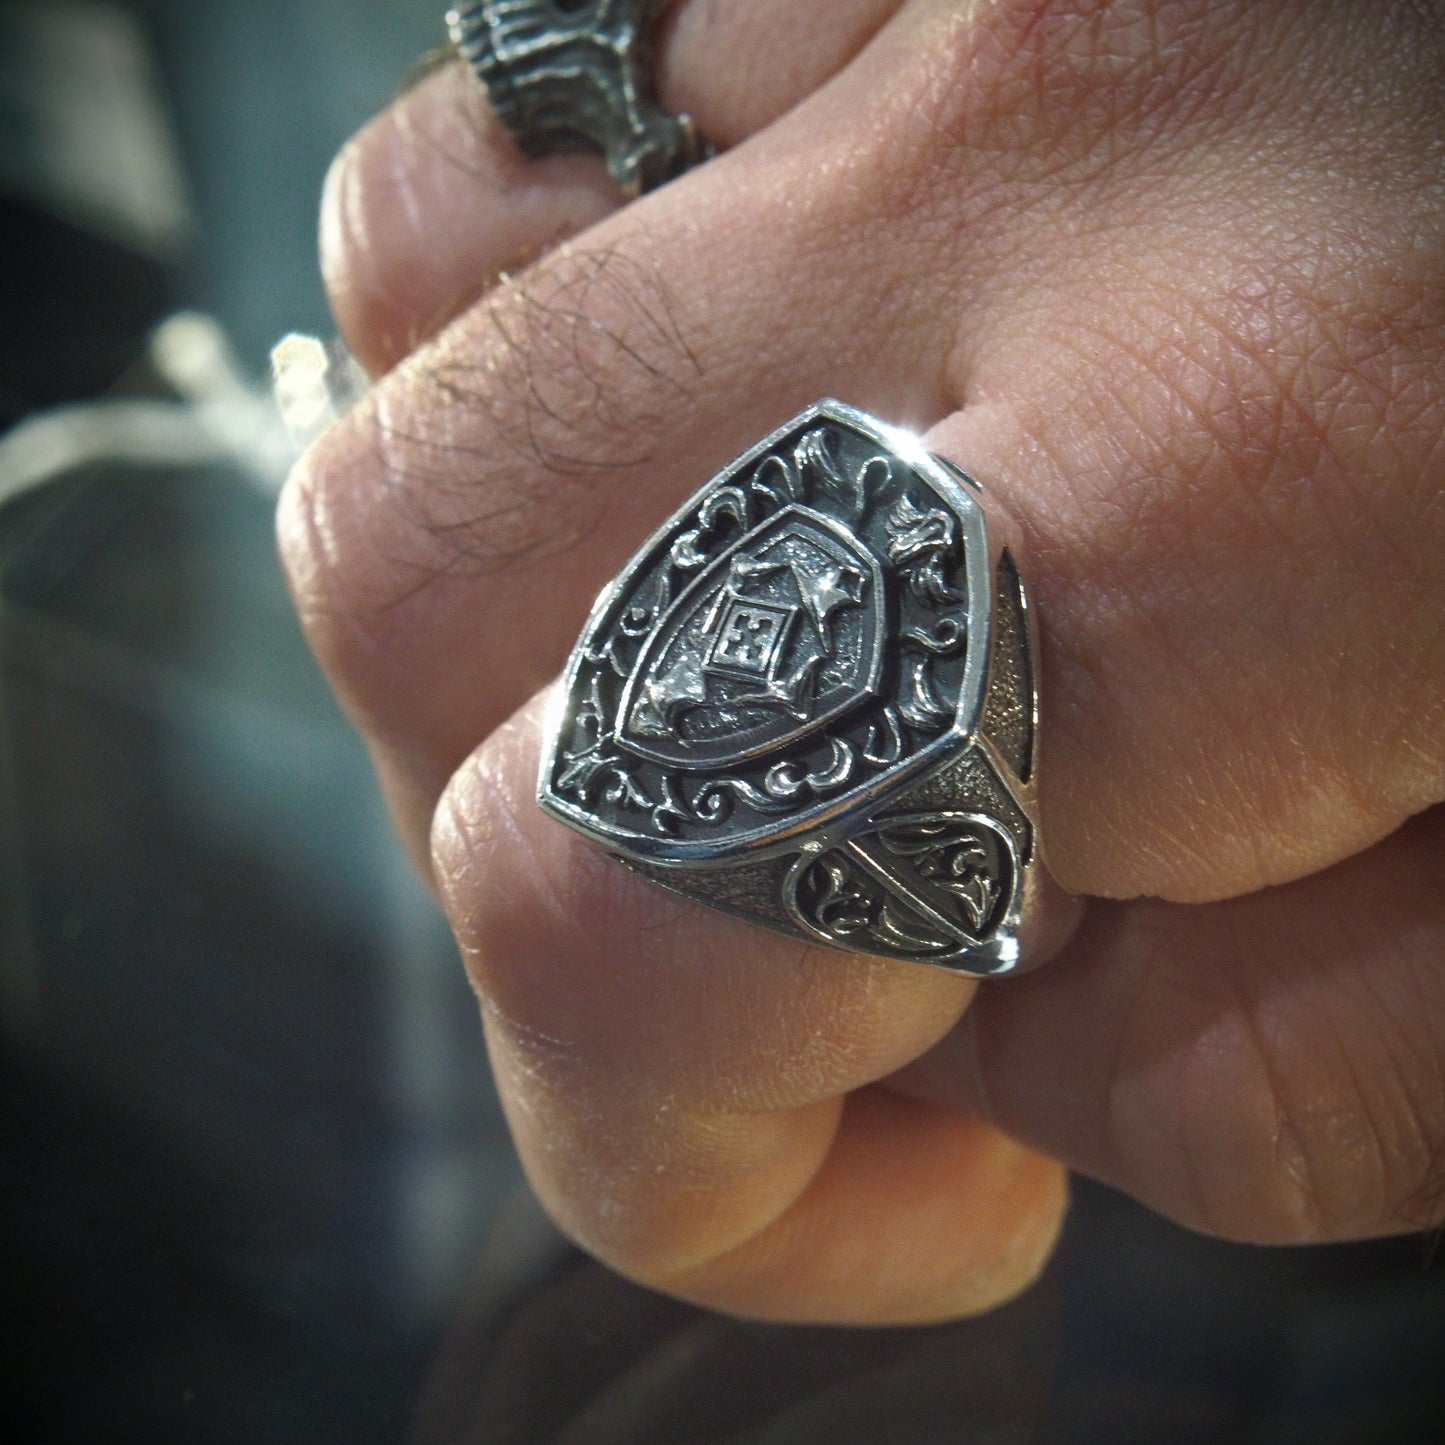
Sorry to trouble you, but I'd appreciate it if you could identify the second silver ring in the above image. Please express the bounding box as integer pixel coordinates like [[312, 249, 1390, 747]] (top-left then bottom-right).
[[446, 0, 712, 197]]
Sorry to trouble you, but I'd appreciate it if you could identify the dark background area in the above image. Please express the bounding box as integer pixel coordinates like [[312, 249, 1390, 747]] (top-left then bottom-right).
[[2, 2, 1442, 1441]]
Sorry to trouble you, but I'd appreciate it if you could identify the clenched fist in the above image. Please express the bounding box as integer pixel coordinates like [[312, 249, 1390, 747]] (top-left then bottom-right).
[[279, 0, 1445, 1323]]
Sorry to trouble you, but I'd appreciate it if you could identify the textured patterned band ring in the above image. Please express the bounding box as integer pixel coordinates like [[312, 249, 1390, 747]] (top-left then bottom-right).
[[538, 402, 1081, 976], [446, 0, 712, 197]]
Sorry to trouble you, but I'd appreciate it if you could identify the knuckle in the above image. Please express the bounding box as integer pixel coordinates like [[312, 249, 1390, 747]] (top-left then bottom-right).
[[319, 65, 508, 370], [360, 235, 703, 583], [425, 239, 702, 469], [276, 400, 428, 733], [275, 412, 374, 668]]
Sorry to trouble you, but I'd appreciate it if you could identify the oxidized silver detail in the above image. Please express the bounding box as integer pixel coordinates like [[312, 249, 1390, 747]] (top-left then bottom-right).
[[784, 813, 1016, 962], [446, 0, 711, 197], [539, 401, 1078, 975]]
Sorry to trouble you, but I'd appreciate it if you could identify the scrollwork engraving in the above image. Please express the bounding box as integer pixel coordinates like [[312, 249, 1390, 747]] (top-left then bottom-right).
[[783, 812, 1014, 959]]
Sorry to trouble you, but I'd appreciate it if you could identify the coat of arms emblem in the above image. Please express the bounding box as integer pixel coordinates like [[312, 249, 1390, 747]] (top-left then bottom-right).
[[616, 507, 886, 768]]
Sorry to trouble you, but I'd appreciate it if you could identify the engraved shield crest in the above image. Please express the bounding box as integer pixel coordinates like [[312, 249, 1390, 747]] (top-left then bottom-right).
[[616, 507, 886, 769]]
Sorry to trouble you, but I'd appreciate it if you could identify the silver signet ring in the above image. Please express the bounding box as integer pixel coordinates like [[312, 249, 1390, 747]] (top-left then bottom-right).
[[538, 402, 1081, 976]]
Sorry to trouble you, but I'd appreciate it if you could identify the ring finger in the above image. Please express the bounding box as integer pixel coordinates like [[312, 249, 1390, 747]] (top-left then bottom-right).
[[322, 0, 903, 377]]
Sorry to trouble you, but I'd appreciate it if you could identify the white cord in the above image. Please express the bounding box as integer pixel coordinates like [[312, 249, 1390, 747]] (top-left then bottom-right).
[[0, 310, 336, 510]]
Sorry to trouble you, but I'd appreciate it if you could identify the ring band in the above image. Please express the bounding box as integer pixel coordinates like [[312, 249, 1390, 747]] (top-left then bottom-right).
[[538, 402, 1079, 976], [446, 0, 712, 197]]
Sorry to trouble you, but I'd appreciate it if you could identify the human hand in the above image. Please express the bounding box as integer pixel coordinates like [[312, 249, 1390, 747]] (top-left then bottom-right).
[[279, 0, 1445, 1322]]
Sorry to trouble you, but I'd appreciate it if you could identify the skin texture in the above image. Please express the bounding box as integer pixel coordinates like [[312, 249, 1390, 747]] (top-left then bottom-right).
[[279, 0, 1445, 1322]]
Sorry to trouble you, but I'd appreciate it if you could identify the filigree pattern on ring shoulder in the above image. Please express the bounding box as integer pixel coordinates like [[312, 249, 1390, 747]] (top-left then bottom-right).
[[785, 813, 1015, 961]]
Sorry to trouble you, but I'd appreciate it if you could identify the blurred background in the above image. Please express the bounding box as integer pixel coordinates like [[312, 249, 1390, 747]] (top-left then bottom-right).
[[2, 2, 1442, 1441]]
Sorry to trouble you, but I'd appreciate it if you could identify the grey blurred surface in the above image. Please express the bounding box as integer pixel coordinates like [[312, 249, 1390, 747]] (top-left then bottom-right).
[[2, 2, 527, 1438], [148, 0, 435, 367]]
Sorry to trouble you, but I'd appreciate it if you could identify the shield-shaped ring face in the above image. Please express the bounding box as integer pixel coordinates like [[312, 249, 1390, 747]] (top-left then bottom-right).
[[539, 401, 1069, 975]]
